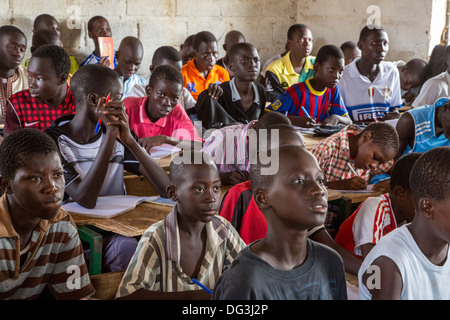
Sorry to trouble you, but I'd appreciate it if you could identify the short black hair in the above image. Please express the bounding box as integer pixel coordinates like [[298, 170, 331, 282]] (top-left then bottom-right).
[[31, 44, 70, 75], [405, 58, 429, 84], [340, 41, 357, 52], [359, 25, 385, 42], [148, 64, 184, 89], [169, 150, 216, 185], [193, 31, 217, 51], [0, 25, 26, 39], [87, 15, 108, 32], [260, 123, 304, 152], [152, 46, 182, 65], [32, 29, 59, 49], [33, 14, 58, 30], [410, 146, 450, 209], [390, 152, 421, 191], [0, 128, 58, 180], [228, 42, 256, 62], [287, 24, 309, 40], [315, 44, 344, 65], [361, 122, 399, 153], [70, 64, 121, 104], [255, 111, 291, 130], [183, 34, 195, 47]]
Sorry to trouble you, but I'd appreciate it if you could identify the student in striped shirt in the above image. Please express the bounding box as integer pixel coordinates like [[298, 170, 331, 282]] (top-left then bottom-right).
[[334, 152, 420, 259], [115, 151, 245, 299], [266, 44, 352, 127], [0, 128, 94, 300]]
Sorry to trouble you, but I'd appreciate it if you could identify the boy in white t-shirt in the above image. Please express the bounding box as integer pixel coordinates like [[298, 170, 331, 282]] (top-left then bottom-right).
[[334, 152, 421, 259], [338, 25, 402, 122], [358, 147, 450, 300]]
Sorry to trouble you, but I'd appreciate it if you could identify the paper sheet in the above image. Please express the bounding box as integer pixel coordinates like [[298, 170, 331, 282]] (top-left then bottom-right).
[[62, 195, 159, 218], [337, 184, 374, 193], [149, 144, 181, 159]]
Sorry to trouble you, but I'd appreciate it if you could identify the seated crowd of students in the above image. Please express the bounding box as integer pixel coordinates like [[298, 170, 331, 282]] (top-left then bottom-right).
[[0, 13, 449, 301]]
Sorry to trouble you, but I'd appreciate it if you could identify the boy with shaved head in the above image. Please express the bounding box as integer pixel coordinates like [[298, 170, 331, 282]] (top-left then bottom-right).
[[114, 36, 146, 99], [116, 150, 245, 300]]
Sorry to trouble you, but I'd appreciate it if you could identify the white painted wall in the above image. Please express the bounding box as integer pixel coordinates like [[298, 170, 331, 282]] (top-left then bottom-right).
[[0, 0, 447, 76]]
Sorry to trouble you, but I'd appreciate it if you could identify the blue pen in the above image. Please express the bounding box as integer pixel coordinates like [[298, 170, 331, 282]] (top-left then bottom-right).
[[192, 278, 213, 294], [94, 93, 111, 134], [301, 106, 316, 124]]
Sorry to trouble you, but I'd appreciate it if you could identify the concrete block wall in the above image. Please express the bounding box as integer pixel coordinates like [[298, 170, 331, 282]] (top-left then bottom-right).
[[0, 0, 447, 76]]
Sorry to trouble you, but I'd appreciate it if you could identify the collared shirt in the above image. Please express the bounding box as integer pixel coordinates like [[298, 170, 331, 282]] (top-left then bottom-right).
[[265, 51, 315, 101], [202, 121, 257, 173], [80, 51, 118, 68], [338, 58, 402, 122], [0, 65, 28, 124], [126, 83, 196, 110], [0, 194, 94, 300], [4, 87, 76, 134], [181, 59, 230, 100], [123, 96, 202, 142], [121, 73, 147, 100], [412, 71, 450, 107], [266, 78, 348, 123], [311, 125, 393, 183], [115, 205, 245, 298], [334, 193, 397, 258]]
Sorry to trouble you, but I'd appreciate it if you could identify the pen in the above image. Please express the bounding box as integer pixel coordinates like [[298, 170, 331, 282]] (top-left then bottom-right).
[[232, 164, 247, 178], [348, 162, 358, 176], [94, 93, 111, 134], [301, 106, 316, 124], [192, 278, 213, 294]]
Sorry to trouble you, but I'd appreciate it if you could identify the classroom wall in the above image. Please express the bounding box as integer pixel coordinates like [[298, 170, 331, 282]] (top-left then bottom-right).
[[1, 0, 447, 76]]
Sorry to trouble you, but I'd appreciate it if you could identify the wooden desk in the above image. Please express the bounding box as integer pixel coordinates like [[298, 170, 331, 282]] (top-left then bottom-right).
[[71, 202, 173, 237], [302, 133, 324, 151]]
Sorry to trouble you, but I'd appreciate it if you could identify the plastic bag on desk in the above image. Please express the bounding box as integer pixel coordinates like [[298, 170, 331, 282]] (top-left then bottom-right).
[[313, 124, 346, 137]]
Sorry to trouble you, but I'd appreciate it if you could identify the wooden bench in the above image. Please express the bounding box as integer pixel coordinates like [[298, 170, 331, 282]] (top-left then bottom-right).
[[90, 270, 125, 300]]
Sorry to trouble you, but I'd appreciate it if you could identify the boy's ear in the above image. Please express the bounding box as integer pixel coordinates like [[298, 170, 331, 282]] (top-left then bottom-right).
[[357, 40, 363, 51], [87, 93, 99, 107], [361, 130, 373, 143], [149, 64, 155, 73], [253, 188, 269, 210], [166, 184, 177, 201], [313, 61, 320, 73], [145, 85, 152, 96], [57, 73, 68, 85], [391, 185, 405, 201], [419, 198, 433, 219], [0, 176, 13, 195]]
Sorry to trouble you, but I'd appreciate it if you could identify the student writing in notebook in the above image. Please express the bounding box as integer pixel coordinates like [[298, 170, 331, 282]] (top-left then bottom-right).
[[45, 64, 169, 272]]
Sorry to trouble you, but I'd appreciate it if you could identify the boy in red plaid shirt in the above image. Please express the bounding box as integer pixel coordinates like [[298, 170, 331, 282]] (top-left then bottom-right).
[[311, 122, 399, 190], [4, 44, 75, 137]]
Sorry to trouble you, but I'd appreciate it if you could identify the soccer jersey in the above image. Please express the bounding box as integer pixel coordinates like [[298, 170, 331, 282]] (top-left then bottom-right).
[[0, 194, 94, 300], [4, 87, 75, 134], [115, 205, 245, 298], [181, 59, 230, 100], [123, 96, 202, 142], [266, 78, 348, 122], [404, 97, 450, 155], [338, 58, 402, 121], [265, 52, 315, 102], [334, 193, 397, 257]]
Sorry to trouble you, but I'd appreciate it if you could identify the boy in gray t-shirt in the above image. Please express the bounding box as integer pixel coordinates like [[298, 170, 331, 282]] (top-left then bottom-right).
[[212, 145, 347, 300]]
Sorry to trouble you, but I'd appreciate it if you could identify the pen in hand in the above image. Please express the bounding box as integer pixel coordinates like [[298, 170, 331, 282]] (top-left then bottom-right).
[[301, 106, 317, 125], [94, 93, 111, 134]]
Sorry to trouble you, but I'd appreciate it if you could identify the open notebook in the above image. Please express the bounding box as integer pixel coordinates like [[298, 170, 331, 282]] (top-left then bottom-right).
[[62, 195, 160, 218]]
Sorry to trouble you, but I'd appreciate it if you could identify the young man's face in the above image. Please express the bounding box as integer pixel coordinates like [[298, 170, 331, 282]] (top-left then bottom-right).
[[355, 134, 396, 171], [27, 57, 66, 103], [343, 47, 361, 65], [171, 162, 222, 223], [194, 41, 219, 72], [314, 56, 345, 89], [263, 148, 328, 230], [427, 183, 450, 244], [116, 45, 143, 80], [288, 28, 313, 58], [180, 44, 194, 66], [89, 18, 112, 43], [146, 79, 182, 121], [229, 46, 260, 82], [399, 68, 422, 91], [6, 151, 65, 221], [34, 18, 61, 37], [438, 102, 450, 139], [358, 30, 389, 65], [0, 32, 27, 71]]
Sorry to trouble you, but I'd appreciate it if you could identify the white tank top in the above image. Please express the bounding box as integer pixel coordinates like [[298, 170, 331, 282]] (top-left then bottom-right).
[[358, 224, 450, 299]]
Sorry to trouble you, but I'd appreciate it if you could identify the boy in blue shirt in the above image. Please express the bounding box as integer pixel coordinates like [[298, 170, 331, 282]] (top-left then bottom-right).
[[266, 44, 352, 128]]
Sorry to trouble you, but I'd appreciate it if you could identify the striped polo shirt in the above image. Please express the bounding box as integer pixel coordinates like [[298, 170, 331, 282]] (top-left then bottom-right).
[[202, 121, 256, 173], [115, 205, 245, 298], [266, 78, 348, 122], [0, 194, 94, 300]]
